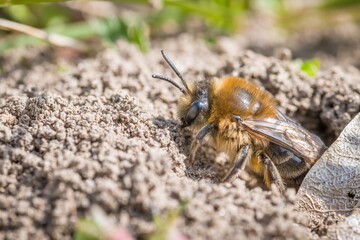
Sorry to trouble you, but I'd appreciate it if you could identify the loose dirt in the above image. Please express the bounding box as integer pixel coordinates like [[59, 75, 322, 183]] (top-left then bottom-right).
[[0, 34, 359, 239]]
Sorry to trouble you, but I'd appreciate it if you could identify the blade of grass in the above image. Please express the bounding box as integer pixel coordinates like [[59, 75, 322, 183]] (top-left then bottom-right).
[[0, 19, 96, 52], [0, 17, 151, 52], [89, 17, 149, 51], [0, 0, 66, 7], [320, 0, 360, 9], [164, 0, 224, 22], [0, 18, 87, 50], [0, 34, 43, 51], [163, 0, 245, 33], [0, 0, 150, 7]]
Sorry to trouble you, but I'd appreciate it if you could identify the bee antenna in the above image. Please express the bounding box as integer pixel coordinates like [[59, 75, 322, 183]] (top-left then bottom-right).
[[160, 50, 190, 93], [152, 74, 187, 94]]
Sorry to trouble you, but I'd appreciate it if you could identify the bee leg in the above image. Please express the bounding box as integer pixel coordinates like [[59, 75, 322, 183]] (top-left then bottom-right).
[[221, 144, 251, 182], [188, 124, 214, 164], [260, 154, 286, 194]]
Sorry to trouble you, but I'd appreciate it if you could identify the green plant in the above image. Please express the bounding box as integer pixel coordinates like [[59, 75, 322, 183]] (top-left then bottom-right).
[[292, 58, 320, 77], [0, 0, 359, 52], [148, 203, 188, 240], [91, 17, 149, 51]]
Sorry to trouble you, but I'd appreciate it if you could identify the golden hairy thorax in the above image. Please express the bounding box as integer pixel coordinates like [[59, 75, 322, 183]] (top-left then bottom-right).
[[208, 77, 277, 121], [207, 77, 278, 155]]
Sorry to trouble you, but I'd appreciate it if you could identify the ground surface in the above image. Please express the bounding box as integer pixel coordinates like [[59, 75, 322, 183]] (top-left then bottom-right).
[[0, 32, 359, 239]]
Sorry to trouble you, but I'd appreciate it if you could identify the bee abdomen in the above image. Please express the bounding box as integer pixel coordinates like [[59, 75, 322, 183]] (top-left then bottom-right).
[[266, 144, 310, 179], [276, 156, 309, 179], [266, 143, 310, 179]]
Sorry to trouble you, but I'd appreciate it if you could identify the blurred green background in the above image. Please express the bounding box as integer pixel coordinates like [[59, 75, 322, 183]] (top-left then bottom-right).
[[0, 0, 359, 53]]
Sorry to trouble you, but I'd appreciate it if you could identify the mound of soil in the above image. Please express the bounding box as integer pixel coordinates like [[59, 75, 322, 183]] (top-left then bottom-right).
[[0, 35, 359, 239]]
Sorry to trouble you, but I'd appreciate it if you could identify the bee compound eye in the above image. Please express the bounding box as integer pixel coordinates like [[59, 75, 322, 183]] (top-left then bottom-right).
[[183, 99, 208, 127], [187, 103, 199, 120], [183, 102, 201, 127]]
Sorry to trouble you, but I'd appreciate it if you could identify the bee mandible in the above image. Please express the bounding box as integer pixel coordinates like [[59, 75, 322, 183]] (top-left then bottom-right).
[[152, 50, 326, 193]]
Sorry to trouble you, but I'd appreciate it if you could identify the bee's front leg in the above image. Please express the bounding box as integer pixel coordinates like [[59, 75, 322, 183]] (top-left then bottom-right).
[[188, 124, 214, 164], [260, 154, 286, 194], [221, 144, 252, 182]]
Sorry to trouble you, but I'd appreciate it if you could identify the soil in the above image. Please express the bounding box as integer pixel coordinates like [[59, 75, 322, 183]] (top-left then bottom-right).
[[0, 31, 359, 239]]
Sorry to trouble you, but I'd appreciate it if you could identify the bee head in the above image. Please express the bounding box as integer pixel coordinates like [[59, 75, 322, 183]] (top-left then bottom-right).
[[152, 50, 209, 128], [177, 82, 208, 128]]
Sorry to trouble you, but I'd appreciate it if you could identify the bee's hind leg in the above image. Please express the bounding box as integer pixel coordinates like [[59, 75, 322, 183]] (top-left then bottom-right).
[[188, 124, 214, 164], [221, 144, 252, 182], [260, 154, 286, 194]]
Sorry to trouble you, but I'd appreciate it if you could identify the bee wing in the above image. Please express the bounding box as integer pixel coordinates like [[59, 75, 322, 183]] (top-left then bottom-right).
[[236, 112, 325, 163], [276, 109, 300, 126]]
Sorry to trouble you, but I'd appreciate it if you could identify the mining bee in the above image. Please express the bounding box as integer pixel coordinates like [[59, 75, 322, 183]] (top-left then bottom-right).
[[152, 50, 326, 193]]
